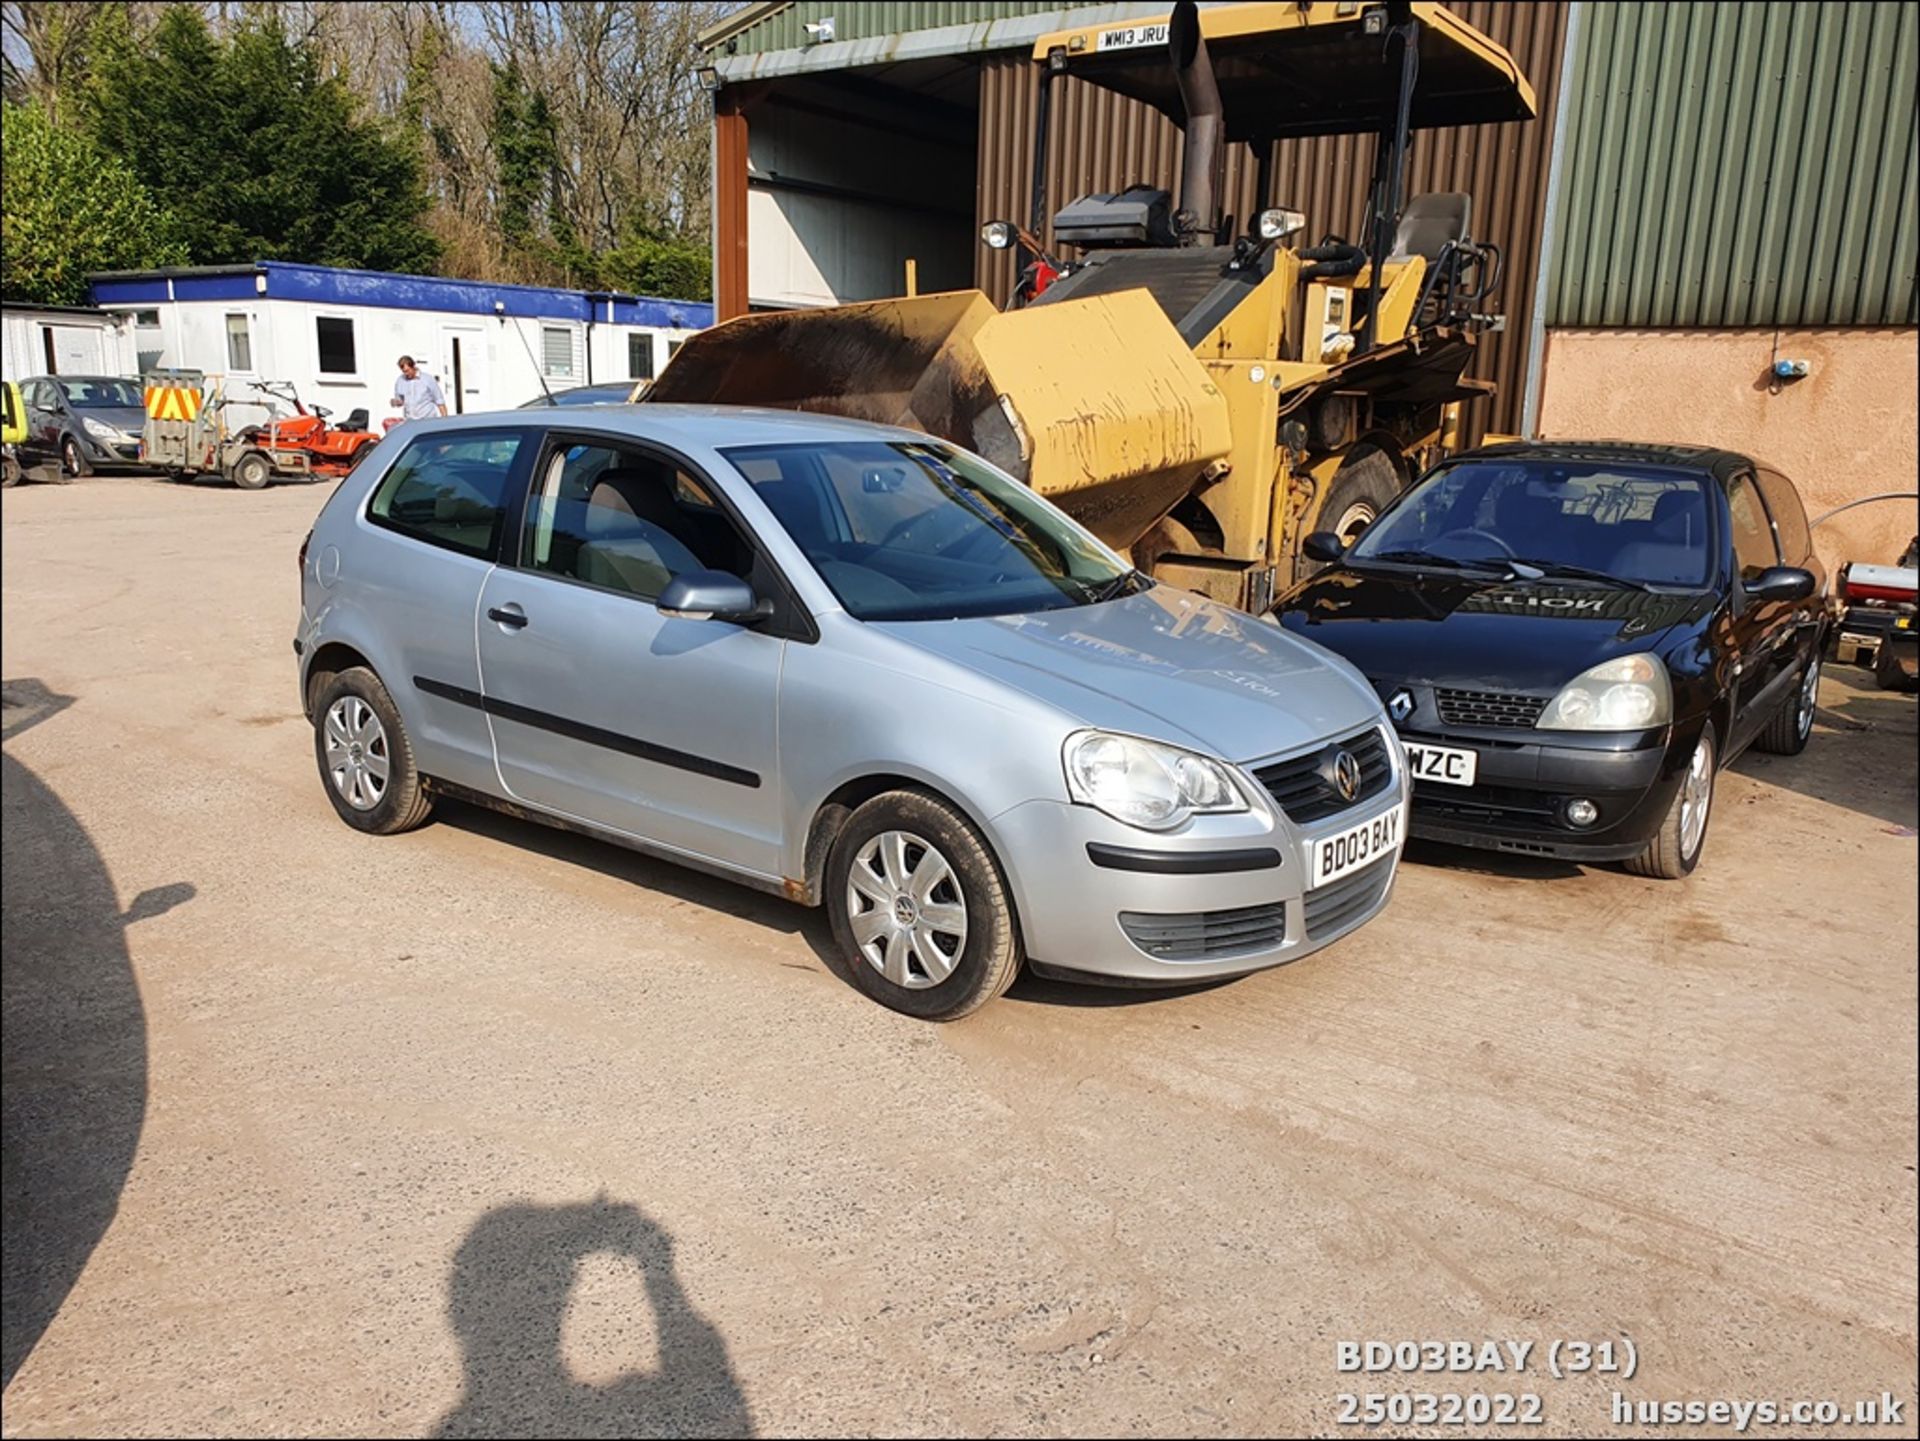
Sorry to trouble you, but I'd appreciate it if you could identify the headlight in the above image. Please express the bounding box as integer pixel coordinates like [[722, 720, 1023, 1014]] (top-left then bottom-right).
[[82, 417, 123, 440], [1062, 730, 1247, 830], [1258, 207, 1306, 241], [1537, 654, 1672, 731], [980, 220, 1016, 251]]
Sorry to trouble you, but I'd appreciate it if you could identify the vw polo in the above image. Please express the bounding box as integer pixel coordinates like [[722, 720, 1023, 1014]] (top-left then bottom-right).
[[297, 407, 1405, 1018]]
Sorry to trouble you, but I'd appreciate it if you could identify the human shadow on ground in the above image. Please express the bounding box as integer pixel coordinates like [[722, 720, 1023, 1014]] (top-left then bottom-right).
[[2, 678, 194, 1386], [435, 1197, 754, 1439]]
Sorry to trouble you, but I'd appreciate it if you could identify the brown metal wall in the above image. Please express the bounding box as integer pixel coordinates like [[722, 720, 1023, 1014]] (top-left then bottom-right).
[[976, 2, 1570, 436]]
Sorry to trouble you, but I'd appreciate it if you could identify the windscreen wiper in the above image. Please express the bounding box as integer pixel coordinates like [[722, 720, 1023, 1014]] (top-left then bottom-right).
[[1505, 559, 1652, 591], [1354, 549, 1514, 576], [1083, 569, 1144, 604]]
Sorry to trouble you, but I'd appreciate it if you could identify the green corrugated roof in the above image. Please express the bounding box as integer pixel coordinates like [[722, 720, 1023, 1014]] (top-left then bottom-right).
[[1549, 1, 1918, 328], [703, 2, 1111, 56]]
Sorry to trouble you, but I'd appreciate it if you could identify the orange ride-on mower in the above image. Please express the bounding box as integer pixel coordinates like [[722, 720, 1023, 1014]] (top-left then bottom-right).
[[228, 381, 379, 487]]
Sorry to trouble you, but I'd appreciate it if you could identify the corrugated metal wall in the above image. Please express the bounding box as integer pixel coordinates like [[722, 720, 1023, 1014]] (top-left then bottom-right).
[[976, 3, 1570, 436], [1549, 1, 1918, 328], [719, 2, 1104, 57]]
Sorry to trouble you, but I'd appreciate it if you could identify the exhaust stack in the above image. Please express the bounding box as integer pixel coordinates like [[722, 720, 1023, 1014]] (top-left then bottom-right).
[[1169, 0, 1223, 239]]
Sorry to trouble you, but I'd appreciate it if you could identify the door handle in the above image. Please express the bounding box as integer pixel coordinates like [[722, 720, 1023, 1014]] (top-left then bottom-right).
[[487, 605, 529, 630]]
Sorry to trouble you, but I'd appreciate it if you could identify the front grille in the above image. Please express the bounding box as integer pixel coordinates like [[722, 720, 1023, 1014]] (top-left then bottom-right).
[[1120, 902, 1286, 961], [1303, 857, 1396, 938], [1413, 784, 1561, 828], [1253, 726, 1393, 824], [1435, 688, 1548, 729]]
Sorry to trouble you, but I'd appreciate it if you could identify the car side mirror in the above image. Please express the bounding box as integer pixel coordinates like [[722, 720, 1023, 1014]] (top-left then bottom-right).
[[1302, 531, 1347, 564], [1745, 566, 1815, 603], [657, 569, 772, 624]]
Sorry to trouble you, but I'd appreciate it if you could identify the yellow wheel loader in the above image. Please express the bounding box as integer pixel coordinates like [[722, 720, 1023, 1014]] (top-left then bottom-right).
[[649, 0, 1536, 611]]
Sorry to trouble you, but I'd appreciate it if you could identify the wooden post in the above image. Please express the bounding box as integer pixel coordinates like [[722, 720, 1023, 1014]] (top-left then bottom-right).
[[713, 88, 750, 322], [904, 258, 918, 298]]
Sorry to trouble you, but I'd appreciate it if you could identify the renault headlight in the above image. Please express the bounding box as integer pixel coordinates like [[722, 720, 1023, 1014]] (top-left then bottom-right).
[[1063, 730, 1247, 830], [82, 416, 124, 440], [1538, 654, 1672, 731]]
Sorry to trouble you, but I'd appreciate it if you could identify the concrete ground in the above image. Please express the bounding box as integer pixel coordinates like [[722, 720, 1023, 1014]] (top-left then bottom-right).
[[2, 473, 1914, 1439]]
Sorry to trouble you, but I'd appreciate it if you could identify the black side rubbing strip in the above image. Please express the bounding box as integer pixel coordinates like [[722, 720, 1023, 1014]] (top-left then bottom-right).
[[413, 675, 760, 788], [1085, 843, 1282, 874]]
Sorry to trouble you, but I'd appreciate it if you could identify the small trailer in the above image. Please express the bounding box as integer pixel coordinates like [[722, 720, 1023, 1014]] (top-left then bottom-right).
[[140, 370, 379, 489]]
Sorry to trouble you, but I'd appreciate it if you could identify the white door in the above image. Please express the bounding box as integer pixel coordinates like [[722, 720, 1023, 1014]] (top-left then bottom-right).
[[438, 325, 488, 414], [49, 325, 106, 375]]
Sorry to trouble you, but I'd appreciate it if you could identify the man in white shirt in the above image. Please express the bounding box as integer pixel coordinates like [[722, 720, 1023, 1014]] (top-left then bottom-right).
[[390, 356, 447, 420]]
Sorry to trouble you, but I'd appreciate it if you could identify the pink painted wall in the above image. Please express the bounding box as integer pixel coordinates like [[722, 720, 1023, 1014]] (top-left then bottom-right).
[[1537, 328, 1919, 577]]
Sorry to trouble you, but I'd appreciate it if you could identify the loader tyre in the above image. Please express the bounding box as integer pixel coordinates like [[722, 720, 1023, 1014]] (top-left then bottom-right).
[[232, 450, 273, 490], [1318, 448, 1402, 546]]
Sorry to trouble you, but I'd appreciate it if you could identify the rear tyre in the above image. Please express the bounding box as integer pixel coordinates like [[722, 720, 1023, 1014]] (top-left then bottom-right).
[[1756, 653, 1819, 754], [312, 667, 434, 835], [1625, 728, 1715, 880], [826, 790, 1022, 1020], [1306, 449, 1402, 572], [232, 450, 273, 490], [1, 454, 19, 488]]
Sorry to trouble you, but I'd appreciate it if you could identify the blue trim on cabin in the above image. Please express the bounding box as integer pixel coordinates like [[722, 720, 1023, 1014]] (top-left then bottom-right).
[[88, 261, 713, 329], [90, 279, 173, 305]]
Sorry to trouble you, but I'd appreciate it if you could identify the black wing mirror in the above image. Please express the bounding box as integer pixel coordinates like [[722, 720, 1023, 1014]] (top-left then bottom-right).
[[657, 569, 772, 624], [1745, 566, 1815, 603], [1302, 531, 1348, 564]]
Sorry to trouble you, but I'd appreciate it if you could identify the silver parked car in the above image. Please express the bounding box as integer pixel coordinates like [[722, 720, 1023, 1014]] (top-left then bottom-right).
[[296, 407, 1407, 1018]]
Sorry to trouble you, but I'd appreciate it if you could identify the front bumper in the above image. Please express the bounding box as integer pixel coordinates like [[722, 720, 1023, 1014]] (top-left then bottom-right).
[[1395, 720, 1686, 861], [989, 763, 1408, 986], [81, 432, 143, 466]]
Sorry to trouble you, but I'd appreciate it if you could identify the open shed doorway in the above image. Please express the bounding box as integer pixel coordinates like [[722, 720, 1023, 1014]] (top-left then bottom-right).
[[746, 57, 979, 311]]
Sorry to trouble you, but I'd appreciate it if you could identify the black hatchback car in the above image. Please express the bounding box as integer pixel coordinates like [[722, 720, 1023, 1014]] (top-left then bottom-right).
[[1276, 442, 1827, 878]]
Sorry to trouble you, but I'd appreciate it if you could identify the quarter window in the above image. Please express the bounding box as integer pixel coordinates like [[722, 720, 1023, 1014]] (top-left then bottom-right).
[[316, 316, 357, 375], [1754, 468, 1812, 564], [1727, 475, 1780, 582], [367, 430, 524, 559], [520, 442, 751, 600], [226, 313, 253, 372]]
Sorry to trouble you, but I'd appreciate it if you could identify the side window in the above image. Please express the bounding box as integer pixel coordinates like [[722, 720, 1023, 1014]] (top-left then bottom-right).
[[627, 334, 655, 381], [1754, 468, 1812, 564], [520, 442, 752, 600], [226, 313, 253, 372], [316, 317, 357, 376], [367, 430, 524, 559], [1726, 475, 1780, 582]]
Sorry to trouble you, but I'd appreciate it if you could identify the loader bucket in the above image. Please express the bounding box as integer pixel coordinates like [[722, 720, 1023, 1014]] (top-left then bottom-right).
[[647, 289, 1232, 552]]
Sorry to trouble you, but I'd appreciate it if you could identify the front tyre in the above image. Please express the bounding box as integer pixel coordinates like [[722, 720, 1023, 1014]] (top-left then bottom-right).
[[312, 667, 434, 835], [1625, 728, 1715, 880], [826, 790, 1022, 1020], [1756, 652, 1819, 754]]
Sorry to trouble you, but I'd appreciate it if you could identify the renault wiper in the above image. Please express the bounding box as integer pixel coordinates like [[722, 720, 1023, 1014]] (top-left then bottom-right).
[[1505, 559, 1652, 591], [1354, 549, 1513, 576]]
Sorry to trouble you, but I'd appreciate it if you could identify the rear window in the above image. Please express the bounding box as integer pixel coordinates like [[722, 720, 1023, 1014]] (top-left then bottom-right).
[[367, 430, 525, 559]]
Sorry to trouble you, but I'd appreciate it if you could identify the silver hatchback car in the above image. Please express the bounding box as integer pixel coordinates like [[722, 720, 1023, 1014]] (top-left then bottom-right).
[[296, 407, 1407, 1018]]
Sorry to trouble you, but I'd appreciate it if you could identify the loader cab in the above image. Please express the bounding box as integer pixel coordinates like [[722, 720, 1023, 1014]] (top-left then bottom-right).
[[996, 1, 1535, 357]]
